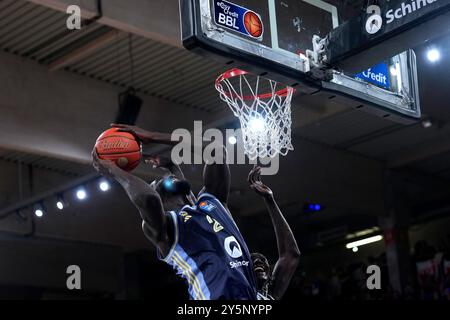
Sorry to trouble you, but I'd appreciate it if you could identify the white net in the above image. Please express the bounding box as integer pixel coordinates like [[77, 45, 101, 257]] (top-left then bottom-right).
[[215, 69, 294, 160]]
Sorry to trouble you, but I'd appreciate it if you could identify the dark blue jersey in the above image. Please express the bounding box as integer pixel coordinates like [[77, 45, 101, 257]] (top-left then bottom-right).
[[158, 193, 257, 300]]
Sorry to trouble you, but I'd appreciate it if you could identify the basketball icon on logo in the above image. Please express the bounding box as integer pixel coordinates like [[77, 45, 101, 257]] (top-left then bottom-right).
[[244, 11, 263, 38]]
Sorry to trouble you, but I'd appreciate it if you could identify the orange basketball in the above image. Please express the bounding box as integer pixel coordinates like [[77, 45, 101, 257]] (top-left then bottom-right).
[[95, 128, 142, 172], [244, 11, 263, 38]]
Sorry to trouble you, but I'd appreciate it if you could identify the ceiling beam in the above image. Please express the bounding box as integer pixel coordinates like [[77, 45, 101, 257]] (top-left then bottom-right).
[[27, 0, 99, 19], [27, 0, 182, 48], [388, 131, 450, 169], [48, 29, 124, 71], [98, 0, 181, 48]]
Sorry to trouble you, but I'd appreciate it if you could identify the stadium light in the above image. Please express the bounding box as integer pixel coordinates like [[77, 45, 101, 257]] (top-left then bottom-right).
[[56, 195, 66, 211], [76, 188, 87, 200], [56, 201, 64, 210], [346, 235, 383, 249], [427, 48, 440, 63], [422, 119, 433, 129], [249, 118, 265, 132], [34, 204, 45, 218], [303, 202, 325, 213], [99, 179, 110, 192]]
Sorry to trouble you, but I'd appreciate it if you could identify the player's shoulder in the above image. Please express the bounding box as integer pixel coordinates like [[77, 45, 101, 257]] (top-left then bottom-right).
[[197, 192, 234, 221], [197, 191, 227, 208], [197, 191, 217, 201]]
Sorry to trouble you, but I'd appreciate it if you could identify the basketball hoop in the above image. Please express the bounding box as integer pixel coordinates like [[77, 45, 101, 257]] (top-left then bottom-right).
[[215, 68, 295, 160]]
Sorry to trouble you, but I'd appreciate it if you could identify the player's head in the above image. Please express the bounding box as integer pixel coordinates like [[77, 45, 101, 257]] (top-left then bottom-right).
[[251, 252, 271, 287], [150, 174, 192, 210]]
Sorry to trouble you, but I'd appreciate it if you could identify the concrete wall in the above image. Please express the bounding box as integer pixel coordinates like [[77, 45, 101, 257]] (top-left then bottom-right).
[[0, 51, 212, 164]]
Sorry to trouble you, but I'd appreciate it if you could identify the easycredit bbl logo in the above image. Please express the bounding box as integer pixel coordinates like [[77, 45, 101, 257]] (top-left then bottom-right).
[[214, 0, 264, 39], [365, 0, 439, 34]]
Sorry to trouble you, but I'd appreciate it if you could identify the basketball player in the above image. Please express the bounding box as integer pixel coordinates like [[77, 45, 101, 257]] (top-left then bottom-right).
[[248, 166, 301, 300], [92, 124, 257, 300], [142, 157, 301, 300]]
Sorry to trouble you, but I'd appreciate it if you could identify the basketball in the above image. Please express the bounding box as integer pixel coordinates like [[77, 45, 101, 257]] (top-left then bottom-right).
[[244, 11, 263, 38], [95, 128, 142, 172]]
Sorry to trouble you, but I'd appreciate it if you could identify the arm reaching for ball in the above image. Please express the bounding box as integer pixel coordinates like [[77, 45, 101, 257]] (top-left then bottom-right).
[[92, 150, 173, 256], [248, 166, 301, 300], [112, 123, 230, 207], [111, 124, 180, 146]]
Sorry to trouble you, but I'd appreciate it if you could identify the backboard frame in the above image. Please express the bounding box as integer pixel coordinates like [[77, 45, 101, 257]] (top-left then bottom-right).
[[180, 0, 422, 123], [181, 0, 319, 90]]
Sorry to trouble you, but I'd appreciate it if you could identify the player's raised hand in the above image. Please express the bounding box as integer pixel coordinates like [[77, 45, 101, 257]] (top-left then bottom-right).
[[111, 124, 178, 146], [248, 166, 273, 199], [111, 123, 151, 143]]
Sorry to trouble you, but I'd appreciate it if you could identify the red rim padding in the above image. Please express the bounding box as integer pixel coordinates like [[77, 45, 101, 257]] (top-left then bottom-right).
[[215, 68, 294, 100]]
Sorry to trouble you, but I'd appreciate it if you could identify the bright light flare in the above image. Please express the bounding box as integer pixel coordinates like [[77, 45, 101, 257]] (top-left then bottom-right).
[[427, 48, 440, 63], [346, 235, 383, 249], [76, 189, 87, 200]]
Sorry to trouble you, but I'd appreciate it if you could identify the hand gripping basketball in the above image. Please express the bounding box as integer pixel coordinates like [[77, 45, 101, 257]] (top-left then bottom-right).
[[95, 128, 142, 172]]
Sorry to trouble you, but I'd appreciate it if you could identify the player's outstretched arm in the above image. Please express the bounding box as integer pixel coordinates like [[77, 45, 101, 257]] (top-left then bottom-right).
[[92, 150, 173, 256], [112, 123, 230, 204], [202, 145, 230, 205], [111, 123, 180, 146], [248, 166, 301, 300]]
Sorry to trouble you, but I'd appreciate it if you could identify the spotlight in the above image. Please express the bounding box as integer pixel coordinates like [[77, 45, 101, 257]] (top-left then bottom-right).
[[249, 118, 265, 132], [303, 202, 325, 213], [352, 247, 359, 253], [421, 119, 433, 129], [76, 188, 87, 200], [228, 136, 237, 145], [56, 195, 66, 211], [34, 204, 45, 218], [99, 180, 110, 192], [56, 201, 64, 210], [427, 48, 440, 63]]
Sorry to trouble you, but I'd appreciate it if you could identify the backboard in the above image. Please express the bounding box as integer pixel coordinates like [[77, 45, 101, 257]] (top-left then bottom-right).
[[180, 0, 421, 123]]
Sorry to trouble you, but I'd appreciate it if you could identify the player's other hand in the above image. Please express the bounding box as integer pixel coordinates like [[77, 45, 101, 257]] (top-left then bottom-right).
[[92, 148, 117, 178], [248, 166, 273, 199], [111, 123, 151, 143], [143, 154, 173, 170]]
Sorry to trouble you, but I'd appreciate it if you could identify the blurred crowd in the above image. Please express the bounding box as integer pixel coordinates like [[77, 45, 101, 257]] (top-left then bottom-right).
[[285, 234, 450, 301], [413, 237, 450, 300]]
